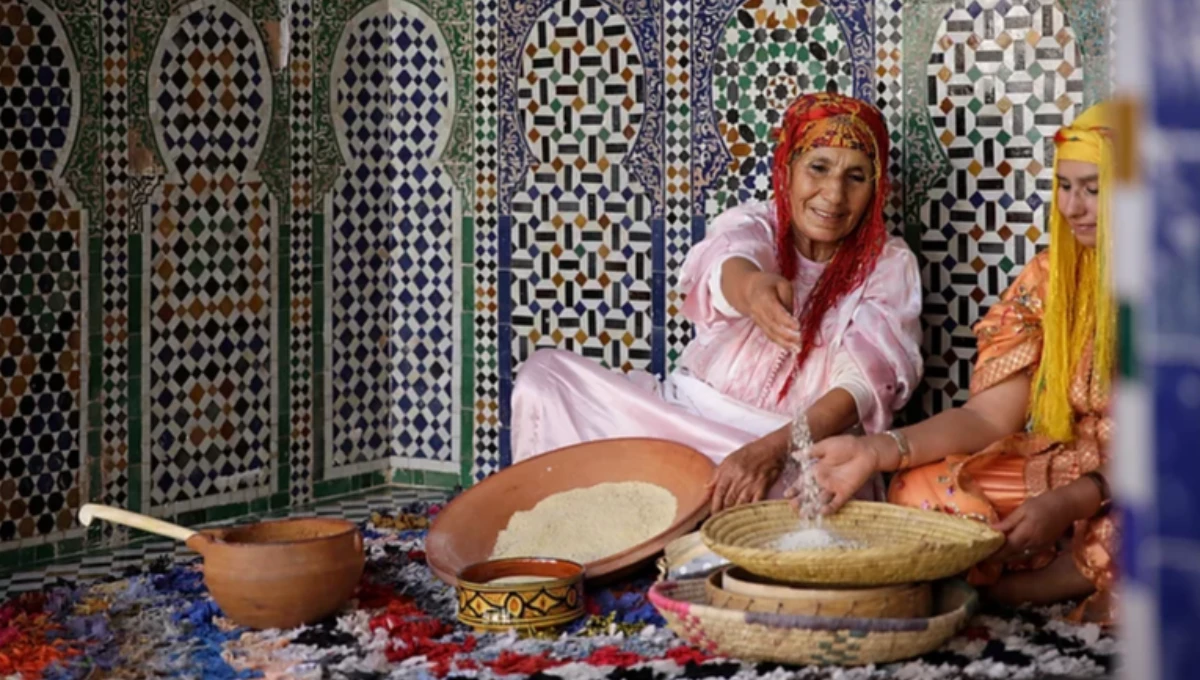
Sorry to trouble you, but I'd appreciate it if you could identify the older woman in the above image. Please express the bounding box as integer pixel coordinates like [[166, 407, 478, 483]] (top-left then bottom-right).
[[797, 102, 1116, 624], [511, 93, 923, 513]]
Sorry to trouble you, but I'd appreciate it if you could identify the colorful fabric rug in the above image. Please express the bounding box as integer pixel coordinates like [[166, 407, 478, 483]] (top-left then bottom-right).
[[0, 501, 1115, 679]]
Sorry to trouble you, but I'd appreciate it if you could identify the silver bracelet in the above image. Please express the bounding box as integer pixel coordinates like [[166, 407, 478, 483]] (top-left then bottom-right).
[[881, 429, 911, 471]]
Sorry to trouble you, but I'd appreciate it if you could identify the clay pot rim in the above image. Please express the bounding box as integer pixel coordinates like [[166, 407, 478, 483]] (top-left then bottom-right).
[[428, 436, 715, 585], [198, 517, 361, 548], [457, 557, 585, 592]]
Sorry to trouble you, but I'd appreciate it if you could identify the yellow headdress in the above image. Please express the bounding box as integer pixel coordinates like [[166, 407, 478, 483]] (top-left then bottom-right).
[[1031, 102, 1114, 442]]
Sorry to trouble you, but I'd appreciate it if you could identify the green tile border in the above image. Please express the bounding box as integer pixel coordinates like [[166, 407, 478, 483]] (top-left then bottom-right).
[[424, 471, 462, 490], [313, 470, 388, 500]]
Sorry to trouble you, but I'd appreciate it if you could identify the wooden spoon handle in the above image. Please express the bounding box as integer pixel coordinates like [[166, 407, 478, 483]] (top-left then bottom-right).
[[78, 503, 197, 543]]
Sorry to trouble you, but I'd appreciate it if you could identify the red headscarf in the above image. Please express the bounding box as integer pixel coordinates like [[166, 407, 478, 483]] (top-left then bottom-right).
[[771, 92, 891, 401]]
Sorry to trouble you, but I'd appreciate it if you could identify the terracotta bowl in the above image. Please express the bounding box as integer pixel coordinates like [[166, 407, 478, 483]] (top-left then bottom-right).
[[456, 558, 585, 631], [194, 517, 364, 629], [426, 437, 715, 585]]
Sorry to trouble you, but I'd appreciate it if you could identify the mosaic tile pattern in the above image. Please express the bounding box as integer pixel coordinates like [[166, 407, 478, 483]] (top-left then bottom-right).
[[472, 0, 501, 480], [496, 0, 665, 467], [0, 0, 87, 540], [326, 1, 458, 477], [705, 0, 853, 216], [0, 0, 1121, 559], [388, 4, 458, 472], [1060, 0, 1112, 108], [690, 0, 872, 213], [507, 0, 654, 372], [663, 0, 692, 371], [101, 0, 131, 511], [917, 0, 1084, 413], [144, 0, 276, 510], [875, 0, 904, 240], [289, 0, 315, 503]]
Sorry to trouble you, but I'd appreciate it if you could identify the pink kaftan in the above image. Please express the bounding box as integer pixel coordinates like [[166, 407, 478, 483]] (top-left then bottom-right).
[[510, 201, 923, 493]]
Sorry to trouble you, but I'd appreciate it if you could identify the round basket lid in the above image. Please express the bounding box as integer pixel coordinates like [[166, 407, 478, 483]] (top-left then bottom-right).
[[700, 500, 1003, 586]]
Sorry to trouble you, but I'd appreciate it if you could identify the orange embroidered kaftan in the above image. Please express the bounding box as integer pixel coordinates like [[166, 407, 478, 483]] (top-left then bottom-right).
[[888, 251, 1116, 624]]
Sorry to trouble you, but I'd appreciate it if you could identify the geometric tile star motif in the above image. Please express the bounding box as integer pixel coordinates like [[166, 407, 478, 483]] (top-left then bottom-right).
[[706, 0, 854, 217], [0, 0, 87, 540], [509, 0, 654, 375], [327, 0, 458, 476], [918, 0, 1084, 415], [145, 0, 275, 510]]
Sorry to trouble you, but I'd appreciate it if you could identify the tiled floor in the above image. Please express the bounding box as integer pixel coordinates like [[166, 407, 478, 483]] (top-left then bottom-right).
[[0, 486, 450, 601]]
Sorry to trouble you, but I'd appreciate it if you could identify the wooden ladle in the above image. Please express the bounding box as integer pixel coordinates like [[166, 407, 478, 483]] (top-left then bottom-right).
[[78, 503, 365, 629]]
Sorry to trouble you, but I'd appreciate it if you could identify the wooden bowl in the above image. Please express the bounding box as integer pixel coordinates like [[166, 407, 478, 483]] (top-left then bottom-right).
[[195, 517, 364, 629], [705, 566, 932, 618], [456, 558, 585, 631], [426, 438, 715, 585]]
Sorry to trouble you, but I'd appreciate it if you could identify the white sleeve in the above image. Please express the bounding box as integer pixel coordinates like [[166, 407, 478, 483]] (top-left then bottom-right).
[[707, 254, 762, 318], [828, 350, 875, 424]]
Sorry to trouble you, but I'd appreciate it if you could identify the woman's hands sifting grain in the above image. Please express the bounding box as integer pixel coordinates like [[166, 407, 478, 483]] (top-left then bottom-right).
[[786, 434, 882, 514], [708, 438, 787, 514]]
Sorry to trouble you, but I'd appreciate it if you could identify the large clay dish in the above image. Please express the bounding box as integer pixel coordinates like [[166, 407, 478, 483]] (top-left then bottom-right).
[[426, 438, 715, 586]]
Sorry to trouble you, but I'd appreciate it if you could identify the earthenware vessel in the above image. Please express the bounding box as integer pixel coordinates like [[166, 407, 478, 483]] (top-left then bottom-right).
[[427, 437, 715, 586], [78, 504, 364, 629]]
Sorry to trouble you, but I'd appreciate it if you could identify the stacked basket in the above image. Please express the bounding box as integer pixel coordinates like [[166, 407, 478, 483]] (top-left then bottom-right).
[[648, 501, 1004, 666]]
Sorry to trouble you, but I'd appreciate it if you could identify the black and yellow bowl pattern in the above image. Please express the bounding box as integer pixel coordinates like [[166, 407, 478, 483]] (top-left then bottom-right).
[[457, 578, 585, 632]]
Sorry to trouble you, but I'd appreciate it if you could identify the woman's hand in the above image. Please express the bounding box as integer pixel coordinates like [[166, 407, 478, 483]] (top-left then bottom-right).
[[708, 438, 787, 514], [744, 271, 800, 351], [785, 434, 884, 514], [986, 489, 1078, 564]]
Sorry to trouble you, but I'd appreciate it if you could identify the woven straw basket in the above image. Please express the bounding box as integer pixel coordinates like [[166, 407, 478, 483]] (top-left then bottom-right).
[[649, 578, 977, 666], [706, 566, 933, 619], [702, 501, 1003, 585]]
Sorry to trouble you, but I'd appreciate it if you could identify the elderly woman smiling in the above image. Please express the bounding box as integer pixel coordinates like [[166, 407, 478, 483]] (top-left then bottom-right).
[[510, 93, 924, 513]]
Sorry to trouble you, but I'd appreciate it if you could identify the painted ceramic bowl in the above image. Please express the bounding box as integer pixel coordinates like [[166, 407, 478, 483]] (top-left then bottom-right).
[[456, 558, 586, 632]]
